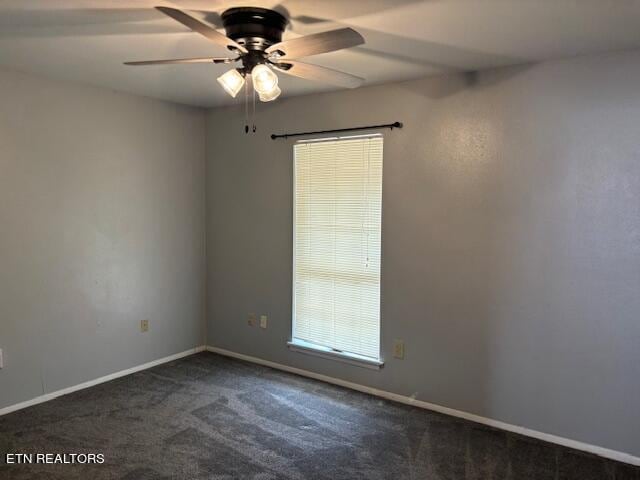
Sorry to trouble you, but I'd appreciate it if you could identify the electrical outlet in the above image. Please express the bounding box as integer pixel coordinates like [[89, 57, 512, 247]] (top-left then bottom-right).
[[393, 339, 404, 359], [140, 319, 149, 333], [248, 313, 256, 327], [260, 315, 268, 329]]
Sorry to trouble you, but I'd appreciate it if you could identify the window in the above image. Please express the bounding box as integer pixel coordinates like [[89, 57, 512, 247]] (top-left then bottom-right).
[[291, 134, 383, 366]]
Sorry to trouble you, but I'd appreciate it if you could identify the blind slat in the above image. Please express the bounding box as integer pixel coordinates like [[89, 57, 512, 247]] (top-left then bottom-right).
[[293, 135, 383, 360]]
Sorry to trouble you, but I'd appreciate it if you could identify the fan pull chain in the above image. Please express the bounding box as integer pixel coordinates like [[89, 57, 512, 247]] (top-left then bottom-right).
[[252, 84, 257, 133], [244, 75, 249, 134]]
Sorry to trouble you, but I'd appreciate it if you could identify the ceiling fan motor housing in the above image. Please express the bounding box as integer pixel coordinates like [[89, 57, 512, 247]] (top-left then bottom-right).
[[221, 7, 288, 53]]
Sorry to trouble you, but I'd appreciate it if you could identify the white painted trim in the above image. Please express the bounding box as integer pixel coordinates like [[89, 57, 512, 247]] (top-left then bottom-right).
[[287, 340, 383, 370], [0, 346, 206, 417], [206, 345, 640, 467]]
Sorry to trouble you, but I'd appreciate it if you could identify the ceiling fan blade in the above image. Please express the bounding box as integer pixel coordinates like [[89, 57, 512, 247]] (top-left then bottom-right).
[[155, 6, 247, 54], [124, 57, 234, 66], [265, 28, 364, 59], [272, 60, 364, 88]]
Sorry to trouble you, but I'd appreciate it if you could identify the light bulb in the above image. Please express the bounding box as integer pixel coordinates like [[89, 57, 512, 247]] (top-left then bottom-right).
[[217, 69, 245, 98], [251, 64, 278, 95], [259, 85, 281, 102]]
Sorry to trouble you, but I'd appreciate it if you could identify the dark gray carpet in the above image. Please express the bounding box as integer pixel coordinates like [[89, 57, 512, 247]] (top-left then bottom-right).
[[1, 352, 638, 479]]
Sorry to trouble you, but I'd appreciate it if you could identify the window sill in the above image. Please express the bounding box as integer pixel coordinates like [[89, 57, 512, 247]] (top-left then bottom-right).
[[287, 339, 384, 370]]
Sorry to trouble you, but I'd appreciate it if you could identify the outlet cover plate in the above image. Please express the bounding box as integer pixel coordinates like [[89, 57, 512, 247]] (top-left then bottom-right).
[[393, 339, 404, 359]]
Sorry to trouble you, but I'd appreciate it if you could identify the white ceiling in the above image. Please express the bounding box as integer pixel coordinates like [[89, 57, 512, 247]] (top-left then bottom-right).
[[2, 0, 640, 107]]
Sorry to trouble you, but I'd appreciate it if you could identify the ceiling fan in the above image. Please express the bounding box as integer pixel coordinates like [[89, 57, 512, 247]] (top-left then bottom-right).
[[124, 6, 365, 102]]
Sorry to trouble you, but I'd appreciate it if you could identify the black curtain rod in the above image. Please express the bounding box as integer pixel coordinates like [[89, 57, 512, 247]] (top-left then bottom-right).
[[270, 121, 403, 140]]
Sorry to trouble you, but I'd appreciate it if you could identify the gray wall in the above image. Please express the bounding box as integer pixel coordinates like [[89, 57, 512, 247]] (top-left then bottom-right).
[[205, 50, 640, 456], [0, 68, 207, 410]]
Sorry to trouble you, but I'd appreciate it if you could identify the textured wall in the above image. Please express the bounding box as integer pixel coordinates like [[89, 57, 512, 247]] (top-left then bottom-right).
[[206, 50, 640, 456], [0, 68, 207, 409]]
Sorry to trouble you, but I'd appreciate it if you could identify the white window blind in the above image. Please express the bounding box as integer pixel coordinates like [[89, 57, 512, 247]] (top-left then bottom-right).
[[293, 134, 382, 360]]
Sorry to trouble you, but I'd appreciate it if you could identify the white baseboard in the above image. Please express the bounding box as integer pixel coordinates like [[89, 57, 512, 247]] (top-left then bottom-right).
[[206, 345, 640, 467], [0, 345, 206, 417], [2, 344, 637, 467]]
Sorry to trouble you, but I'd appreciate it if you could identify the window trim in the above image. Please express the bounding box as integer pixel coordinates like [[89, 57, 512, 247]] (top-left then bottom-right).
[[290, 134, 384, 368], [287, 339, 384, 370]]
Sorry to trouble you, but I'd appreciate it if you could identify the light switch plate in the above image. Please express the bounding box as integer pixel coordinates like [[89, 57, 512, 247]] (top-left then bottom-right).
[[0, 348, 3, 368], [140, 320, 149, 332], [260, 315, 268, 329]]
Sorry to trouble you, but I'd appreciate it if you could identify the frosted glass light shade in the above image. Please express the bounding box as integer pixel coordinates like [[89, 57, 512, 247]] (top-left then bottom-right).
[[217, 69, 245, 98], [251, 64, 278, 95], [259, 85, 281, 102]]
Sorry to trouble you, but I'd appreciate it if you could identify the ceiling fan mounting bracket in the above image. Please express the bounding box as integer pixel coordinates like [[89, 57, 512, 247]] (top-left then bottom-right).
[[221, 7, 288, 52]]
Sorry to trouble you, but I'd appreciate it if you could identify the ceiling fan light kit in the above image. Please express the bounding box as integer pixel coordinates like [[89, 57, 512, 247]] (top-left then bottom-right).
[[251, 64, 279, 95], [216, 68, 245, 98], [259, 85, 282, 102], [125, 6, 365, 103]]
